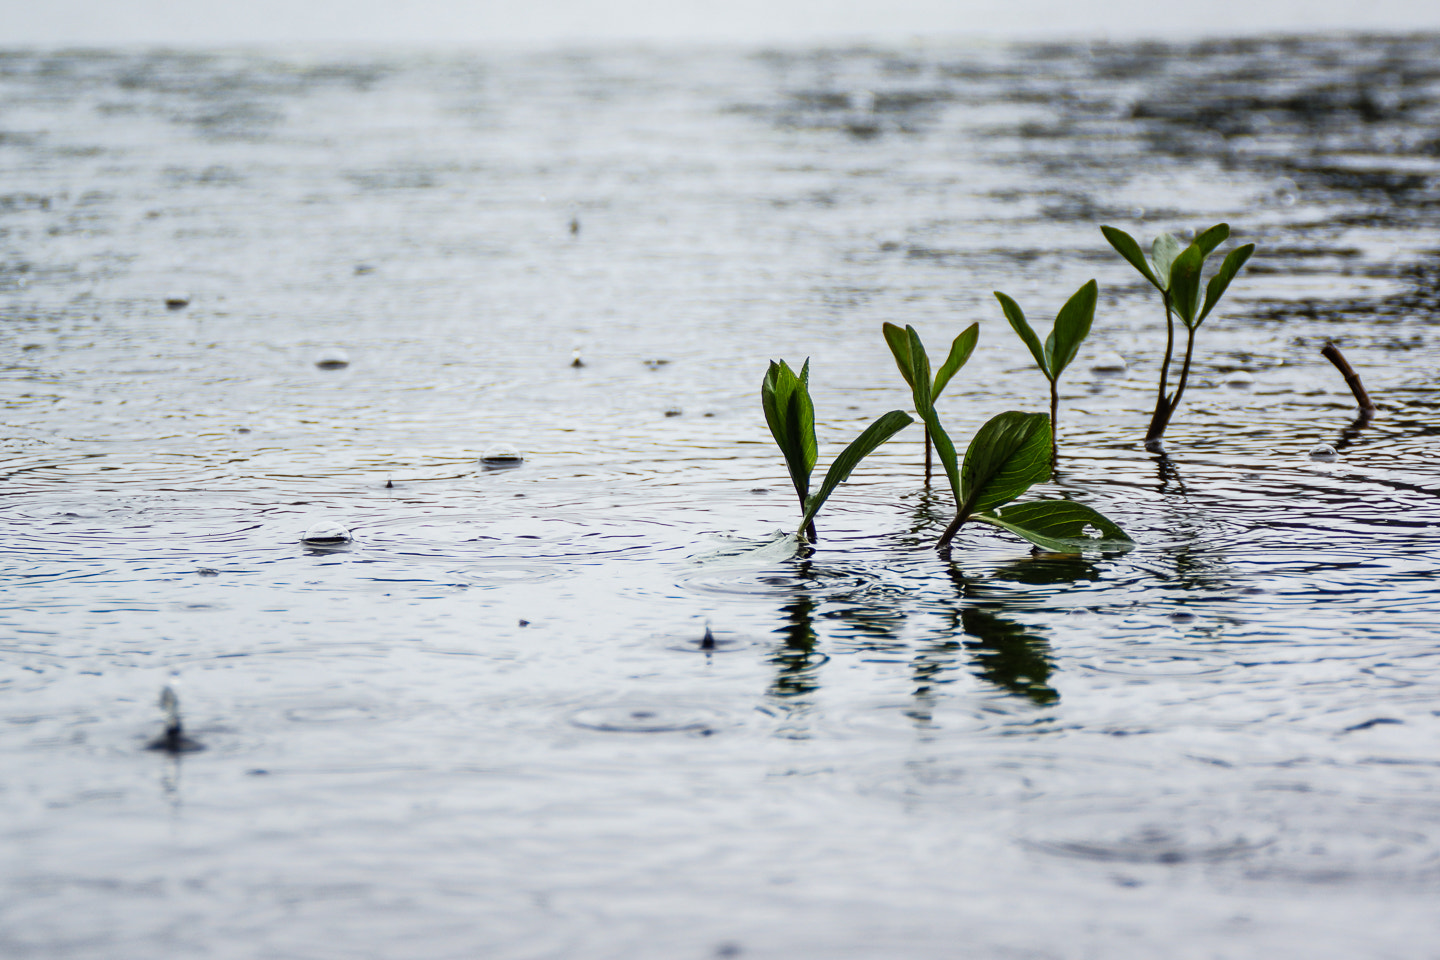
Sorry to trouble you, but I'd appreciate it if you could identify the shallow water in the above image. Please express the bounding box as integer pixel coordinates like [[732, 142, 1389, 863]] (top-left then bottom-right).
[[2, 37, 1440, 959]]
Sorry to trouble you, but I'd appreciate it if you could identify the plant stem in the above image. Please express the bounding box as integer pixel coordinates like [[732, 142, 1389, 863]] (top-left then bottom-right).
[[1321, 341, 1377, 417], [936, 512, 966, 549], [1048, 380, 1059, 477], [1168, 325, 1198, 419], [1145, 299, 1176, 446], [924, 425, 932, 486]]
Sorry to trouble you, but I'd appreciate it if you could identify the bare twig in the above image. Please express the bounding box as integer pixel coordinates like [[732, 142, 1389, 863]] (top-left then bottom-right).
[[1321, 342, 1376, 418]]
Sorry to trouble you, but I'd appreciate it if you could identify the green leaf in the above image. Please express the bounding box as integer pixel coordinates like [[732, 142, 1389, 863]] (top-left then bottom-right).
[[1044, 279, 1097, 380], [881, 322, 916, 388], [761, 359, 817, 505], [1100, 225, 1163, 292], [1167, 243, 1204, 327], [958, 411, 1052, 518], [994, 292, 1049, 379], [799, 410, 914, 534], [931, 322, 979, 399], [972, 500, 1134, 552], [1150, 233, 1183, 291], [903, 325, 961, 503], [1192, 222, 1230, 259], [1197, 243, 1255, 326]]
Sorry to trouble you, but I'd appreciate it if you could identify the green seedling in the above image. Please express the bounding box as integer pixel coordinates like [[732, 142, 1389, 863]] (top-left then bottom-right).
[[762, 359, 913, 543], [882, 321, 978, 483], [993, 279, 1097, 472], [1101, 223, 1255, 447], [887, 325, 1131, 552]]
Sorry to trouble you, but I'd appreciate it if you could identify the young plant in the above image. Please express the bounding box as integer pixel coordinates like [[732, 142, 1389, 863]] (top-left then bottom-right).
[[761, 359, 913, 543], [992, 279, 1097, 472], [882, 321, 978, 483], [1100, 223, 1255, 447], [886, 325, 1131, 552]]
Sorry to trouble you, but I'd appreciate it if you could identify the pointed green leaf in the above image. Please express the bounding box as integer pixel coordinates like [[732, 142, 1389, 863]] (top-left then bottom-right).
[[881, 322, 916, 388], [1101, 225, 1163, 292], [972, 500, 1134, 552], [1045, 279, 1097, 380], [799, 410, 914, 534], [994, 292, 1050, 380], [958, 411, 1052, 518], [931, 322, 979, 399], [1167, 243, 1204, 327], [1192, 222, 1230, 259], [1197, 243, 1255, 326], [761, 359, 816, 505], [1150, 233, 1183, 291], [902, 326, 961, 503]]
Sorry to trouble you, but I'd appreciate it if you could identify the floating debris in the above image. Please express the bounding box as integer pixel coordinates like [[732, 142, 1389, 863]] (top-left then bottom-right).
[[146, 683, 204, 754], [700, 624, 715, 650], [1309, 443, 1339, 461], [480, 445, 524, 469], [569, 215, 580, 236], [302, 520, 352, 544], [1090, 352, 1127, 374], [196, 567, 219, 577], [354, 263, 375, 275], [571, 349, 585, 368], [643, 358, 671, 370], [315, 349, 350, 370], [664, 407, 683, 418], [164, 292, 191, 310]]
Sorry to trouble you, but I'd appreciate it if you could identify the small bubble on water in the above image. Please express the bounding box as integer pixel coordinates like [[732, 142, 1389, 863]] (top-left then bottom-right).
[[196, 567, 219, 577], [1309, 443, 1339, 461], [1169, 610, 1196, 623], [480, 445, 524, 468], [315, 349, 350, 370], [301, 520, 352, 544], [1090, 352, 1127, 374], [1223, 370, 1254, 389]]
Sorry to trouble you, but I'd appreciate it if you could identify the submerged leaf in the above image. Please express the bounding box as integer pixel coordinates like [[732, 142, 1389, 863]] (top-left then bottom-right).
[[958, 411, 1052, 518], [800, 410, 914, 534], [1100, 225, 1163, 292], [1197, 243, 1255, 325], [972, 500, 1134, 553]]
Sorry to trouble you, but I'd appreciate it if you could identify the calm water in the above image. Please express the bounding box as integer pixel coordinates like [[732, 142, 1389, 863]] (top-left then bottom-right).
[[3, 37, 1440, 959]]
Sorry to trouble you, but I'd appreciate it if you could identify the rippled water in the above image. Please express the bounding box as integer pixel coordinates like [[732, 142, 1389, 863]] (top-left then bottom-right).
[[3, 37, 1440, 958]]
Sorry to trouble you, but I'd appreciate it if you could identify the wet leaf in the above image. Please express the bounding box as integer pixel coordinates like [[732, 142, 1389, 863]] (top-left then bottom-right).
[[1045, 279, 1097, 379], [1100, 225, 1163, 292], [881, 322, 915, 388], [761, 359, 816, 505], [800, 410, 914, 534], [1167, 243, 1205, 327], [1150, 232, 1184, 290], [995, 292, 1048, 376], [959, 411, 1052, 518], [931, 322, 979, 398], [972, 500, 1133, 553], [1197, 243, 1255, 326]]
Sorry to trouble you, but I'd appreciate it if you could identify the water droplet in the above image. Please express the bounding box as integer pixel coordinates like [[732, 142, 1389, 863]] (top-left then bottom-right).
[[480, 445, 524, 469], [301, 520, 352, 544], [1309, 443, 1339, 461], [315, 349, 349, 370]]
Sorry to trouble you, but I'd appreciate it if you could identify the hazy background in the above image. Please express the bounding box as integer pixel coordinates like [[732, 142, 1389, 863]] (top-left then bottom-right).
[[7, 0, 1440, 47]]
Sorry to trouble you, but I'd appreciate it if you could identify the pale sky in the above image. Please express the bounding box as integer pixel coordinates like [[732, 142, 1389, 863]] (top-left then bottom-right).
[[6, 0, 1440, 46]]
